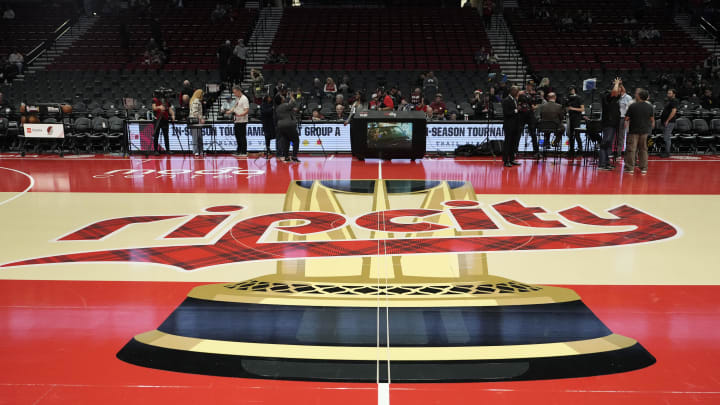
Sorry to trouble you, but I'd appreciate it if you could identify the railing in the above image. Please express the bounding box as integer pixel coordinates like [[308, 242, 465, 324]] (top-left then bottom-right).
[[500, 8, 527, 85], [26, 17, 77, 67], [698, 17, 719, 55]]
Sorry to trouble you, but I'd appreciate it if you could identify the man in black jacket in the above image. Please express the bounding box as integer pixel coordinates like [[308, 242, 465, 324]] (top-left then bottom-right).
[[502, 86, 521, 167], [599, 78, 622, 170]]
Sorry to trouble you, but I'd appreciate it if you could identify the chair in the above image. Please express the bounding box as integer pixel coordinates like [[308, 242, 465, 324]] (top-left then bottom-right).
[[72, 102, 87, 118], [88, 116, 108, 152], [106, 116, 125, 154], [674, 117, 696, 154], [694, 118, 714, 153], [0, 117, 9, 152], [583, 119, 602, 165], [649, 119, 664, 154], [537, 120, 564, 160], [711, 118, 720, 153], [71, 117, 91, 154]]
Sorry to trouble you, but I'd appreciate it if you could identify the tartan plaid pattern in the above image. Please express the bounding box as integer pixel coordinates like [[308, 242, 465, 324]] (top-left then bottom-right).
[[164, 215, 229, 239], [4, 204, 677, 271], [450, 208, 499, 230], [493, 200, 566, 228], [205, 205, 244, 213], [444, 200, 481, 207], [355, 209, 447, 232], [58, 216, 184, 241]]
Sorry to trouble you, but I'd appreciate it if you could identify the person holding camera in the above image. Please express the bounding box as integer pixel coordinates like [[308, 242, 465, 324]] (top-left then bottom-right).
[[275, 94, 300, 163], [599, 78, 622, 171], [566, 86, 585, 159], [517, 89, 536, 157], [223, 85, 249, 156], [260, 94, 275, 158], [152, 92, 176, 155]]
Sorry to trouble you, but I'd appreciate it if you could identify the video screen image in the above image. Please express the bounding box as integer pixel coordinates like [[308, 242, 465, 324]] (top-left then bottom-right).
[[367, 122, 413, 150]]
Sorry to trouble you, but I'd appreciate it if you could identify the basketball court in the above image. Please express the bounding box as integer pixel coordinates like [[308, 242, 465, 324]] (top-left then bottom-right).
[[1, 154, 719, 404]]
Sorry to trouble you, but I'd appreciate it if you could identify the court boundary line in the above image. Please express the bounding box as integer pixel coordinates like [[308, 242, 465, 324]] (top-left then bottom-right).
[[0, 167, 35, 207]]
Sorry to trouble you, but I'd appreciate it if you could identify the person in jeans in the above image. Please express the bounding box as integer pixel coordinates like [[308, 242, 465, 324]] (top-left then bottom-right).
[[617, 84, 633, 156], [223, 85, 249, 156], [624, 88, 654, 175], [188, 89, 205, 156], [599, 78, 621, 171], [659, 89, 678, 158]]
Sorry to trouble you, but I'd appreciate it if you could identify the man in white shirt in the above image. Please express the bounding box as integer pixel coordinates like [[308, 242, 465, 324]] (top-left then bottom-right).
[[223, 85, 249, 156], [617, 84, 633, 155]]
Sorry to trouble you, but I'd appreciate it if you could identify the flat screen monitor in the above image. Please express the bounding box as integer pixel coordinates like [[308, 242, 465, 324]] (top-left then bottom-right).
[[366, 122, 413, 153]]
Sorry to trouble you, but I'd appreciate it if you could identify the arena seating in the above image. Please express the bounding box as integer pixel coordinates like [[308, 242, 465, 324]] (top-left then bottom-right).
[[259, 69, 494, 118], [47, 2, 256, 71], [0, 4, 75, 58], [265, 7, 496, 72], [508, 0, 708, 72], [2, 2, 718, 157]]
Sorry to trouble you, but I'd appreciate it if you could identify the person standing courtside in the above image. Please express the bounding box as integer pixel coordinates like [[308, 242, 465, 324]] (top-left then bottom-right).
[[659, 89, 678, 158], [502, 86, 521, 167], [152, 94, 175, 155], [617, 84, 633, 157], [517, 89, 535, 157], [566, 86, 584, 159], [275, 94, 300, 163], [624, 88, 654, 175], [599, 78, 622, 171], [260, 95, 276, 158], [188, 89, 205, 156], [224, 85, 249, 156]]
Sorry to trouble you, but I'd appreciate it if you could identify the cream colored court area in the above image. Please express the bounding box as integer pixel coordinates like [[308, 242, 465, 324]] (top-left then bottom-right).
[[0, 191, 718, 285]]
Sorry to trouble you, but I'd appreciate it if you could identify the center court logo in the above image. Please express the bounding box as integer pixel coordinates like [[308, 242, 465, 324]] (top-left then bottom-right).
[[1, 180, 678, 272]]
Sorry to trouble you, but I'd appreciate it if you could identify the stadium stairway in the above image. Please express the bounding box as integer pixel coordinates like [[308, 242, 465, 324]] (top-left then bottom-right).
[[25, 15, 100, 77], [486, 11, 527, 85], [675, 13, 719, 57], [241, 6, 284, 90]]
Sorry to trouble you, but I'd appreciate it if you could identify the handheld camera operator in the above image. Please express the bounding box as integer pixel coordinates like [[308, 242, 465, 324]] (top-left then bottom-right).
[[152, 88, 176, 155], [275, 92, 300, 163], [565, 86, 585, 158], [526, 82, 544, 157], [223, 85, 249, 156], [599, 78, 622, 171], [517, 88, 535, 157]]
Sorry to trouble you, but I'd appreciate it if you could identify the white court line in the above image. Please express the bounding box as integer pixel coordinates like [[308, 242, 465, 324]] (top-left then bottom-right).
[[0, 167, 35, 207], [378, 383, 390, 405], [376, 159, 391, 405]]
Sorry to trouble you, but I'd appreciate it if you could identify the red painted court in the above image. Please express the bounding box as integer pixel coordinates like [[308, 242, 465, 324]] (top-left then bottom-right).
[[1, 154, 719, 405]]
